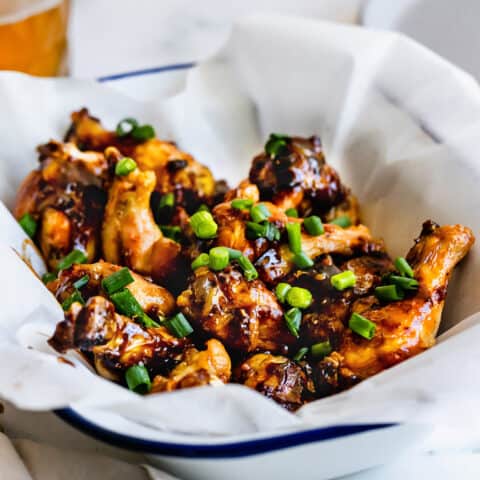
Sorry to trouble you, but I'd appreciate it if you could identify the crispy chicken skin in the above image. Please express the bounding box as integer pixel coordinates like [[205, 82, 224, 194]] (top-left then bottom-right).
[[14, 141, 109, 269], [49, 296, 188, 381], [151, 339, 231, 392], [66, 108, 216, 212], [235, 353, 313, 411], [313, 221, 475, 395], [177, 266, 296, 354]]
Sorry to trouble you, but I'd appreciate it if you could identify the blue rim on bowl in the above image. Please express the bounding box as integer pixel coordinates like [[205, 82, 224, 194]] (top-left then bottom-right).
[[53, 62, 397, 459]]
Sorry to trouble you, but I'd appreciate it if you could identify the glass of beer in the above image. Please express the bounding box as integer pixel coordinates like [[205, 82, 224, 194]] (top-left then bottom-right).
[[0, 0, 69, 76]]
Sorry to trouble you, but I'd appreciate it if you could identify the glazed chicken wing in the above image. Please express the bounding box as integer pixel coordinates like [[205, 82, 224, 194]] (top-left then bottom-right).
[[313, 221, 474, 395], [151, 339, 231, 392]]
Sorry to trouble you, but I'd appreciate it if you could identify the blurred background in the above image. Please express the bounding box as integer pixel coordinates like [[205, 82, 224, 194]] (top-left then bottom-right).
[[2, 0, 479, 82]]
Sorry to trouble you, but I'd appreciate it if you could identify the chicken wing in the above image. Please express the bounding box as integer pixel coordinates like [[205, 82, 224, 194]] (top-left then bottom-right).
[[151, 339, 231, 392]]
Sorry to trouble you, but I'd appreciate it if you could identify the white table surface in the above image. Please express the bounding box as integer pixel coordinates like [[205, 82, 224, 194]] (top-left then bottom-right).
[[4, 0, 480, 478]]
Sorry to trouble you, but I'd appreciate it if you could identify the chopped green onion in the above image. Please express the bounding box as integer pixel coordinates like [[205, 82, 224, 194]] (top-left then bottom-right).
[[246, 221, 267, 239], [116, 118, 139, 137], [197, 204, 210, 213], [330, 270, 356, 291], [285, 208, 298, 218], [131, 124, 155, 141], [387, 275, 419, 291], [227, 248, 242, 260], [125, 364, 151, 394], [191, 253, 210, 270], [265, 134, 289, 158], [18, 213, 37, 238], [231, 198, 254, 210], [330, 215, 352, 228], [375, 284, 404, 302], [250, 204, 271, 223], [73, 275, 89, 290], [293, 346, 309, 362], [61, 290, 85, 311], [57, 249, 87, 271], [237, 255, 258, 281], [189, 211, 218, 239], [115, 157, 137, 176], [110, 289, 159, 328], [293, 251, 314, 269], [42, 272, 57, 284], [284, 307, 302, 337], [311, 341, 332, 359], [159, 192, 174, 209], [395, 257, 415, 278], [286, 286, 313, 309], [275, 282, 292, 303], [102, 267, 134, 295], [349, 312, 376, 340], [304, 216, 324, 236], [160, 225, 182, 242], [265, 223, 281, 241], [286, 222, 302, 254], [162, 312, 194, 338], [209, 246, 230, 271]]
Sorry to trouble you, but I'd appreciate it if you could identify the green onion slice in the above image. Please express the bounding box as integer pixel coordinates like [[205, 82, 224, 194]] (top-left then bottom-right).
[[227, 248, 242, 260], [197, 204, 210, 213], [110, 289, 159, 328], [61, 290, 85, 311], [330, 215, 352, 228], [265, 134, 289, 158], [293, 346, 309, 362], [57, 249, 87, 272], [73, 275, 89, 290], [160, 225, 182, 242], [237, 255, 258, 281], [42, 272, 57, 284], [394, 257, 415, 278], [131, 124, 155, 141], [189, 211, 218, 239], [311, 341, 332, 359], [18, 213, 37, 238], [387, 275, 419, 291], [285, 208, 298, 218], [162, 312, 194, 338], [115, 157, 137, 176], [231, 198, 254, 210], [286, 222, 302, 254], [304, 215, 324, 236], [375, 284, 404, 302], [275, 282, 292, 303], [286, 286, 313, 309], [284, 307, 302, 337], [209, 246, 230, 271], [245, 221, 267, 240], [250, 204, 271, 223], [102, 267, 134, 295], [116, 118, 139, 137], [125, 364, 151, 394], [330, 270, 356, 291], [191, 253, 210, 270], [293, 251, 314, 269], [349, 312, 376, 340]]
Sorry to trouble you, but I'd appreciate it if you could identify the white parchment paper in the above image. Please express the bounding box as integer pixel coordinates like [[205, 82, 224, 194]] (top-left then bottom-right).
[[0, 15, 479, 442]]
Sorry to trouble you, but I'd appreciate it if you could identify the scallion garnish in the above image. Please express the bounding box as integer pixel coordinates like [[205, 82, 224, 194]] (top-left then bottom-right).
[[42, 272, 57, 284], [311, 341, 332, 359], [116, 118, 138, 137], [197, 204, 210, 213], [286, 286, 313, 309], [250, 204, 271, 223], [285, 208, 298, 218], [61, 290, 85, 311], [375, 284, 404, 302], [160, 225, 182, 242], [162, 312, 194, 338], [349, 312, 376, 340], [159, 192, 174, 209], [246, 221, 267, 240], [394, 257, 415, 278], [131, 124, 155, 141], [189, 211, 218, 239], [387, 275, 419, 291], [110, 289, 159, 328], [227, 248, 242, 260], [102, 267, 134, 295], [115, 157, 137, 176], [275, 282, 292, 303], [73, 275, 89, 290], [286, 222, 302, 254], [293, 251, 314, 269], [116, 118, 156, 141], [237, 255, 258, 281], [231, 198, 254, 210], [330, 270, 356, 291], [304, 216, 324, 236], [293, 346, 309, 362], [284, 307, 302, 338], [209, 246, 230, 271], [330, 216, 352, 228], [191, 253, 210, 270], [125, 364, 151, 394], [57, 249, 87, 272], [265, 134, 289, 158], [18, 213, 37, 238]]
